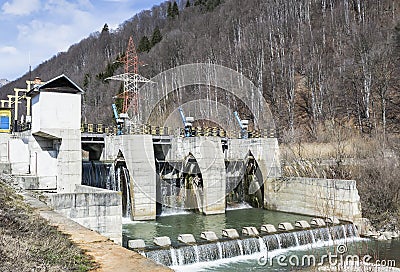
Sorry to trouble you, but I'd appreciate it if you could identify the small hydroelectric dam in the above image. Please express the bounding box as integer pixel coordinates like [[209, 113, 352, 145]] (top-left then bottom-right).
[[80, 63, 362, 228], [0, 69, 372, 272]]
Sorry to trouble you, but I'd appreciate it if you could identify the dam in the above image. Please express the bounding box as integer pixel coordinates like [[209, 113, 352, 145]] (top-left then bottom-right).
[[0, 63, 366, 270]]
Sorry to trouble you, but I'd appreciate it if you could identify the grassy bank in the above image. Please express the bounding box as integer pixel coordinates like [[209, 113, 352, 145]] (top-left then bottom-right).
[[281, 127, 400, 232], [0, 179, 94, 271]]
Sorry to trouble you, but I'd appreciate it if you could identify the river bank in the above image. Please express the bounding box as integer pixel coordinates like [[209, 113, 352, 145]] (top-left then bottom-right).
[[0, 175, 171, 272]]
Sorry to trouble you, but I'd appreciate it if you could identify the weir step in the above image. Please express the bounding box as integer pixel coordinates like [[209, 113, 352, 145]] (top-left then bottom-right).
[[325, 217, 340, 225], [310, 218, 326, 227], [242, 226, 259, 236], [143, 224, 359, 267], [178, 234, 196, 244], [200, 231, 218, 241], [278, 222, 294, 231], [128, 239, 146, 249], [153, 236, 171, 247], [295, 220, 311, 229], [222, 228, 239, 239], [260, 224, 277, 233]]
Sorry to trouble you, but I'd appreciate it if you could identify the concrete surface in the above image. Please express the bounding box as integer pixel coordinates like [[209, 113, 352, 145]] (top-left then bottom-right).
[[120, 135, 157, 220], [46, 185, 123, 244], [226, 138, 281, 178], [22, 191, 171, 272], [265, 177, 363, 224], [166, 136, 226, 214], [0, 133, 10, 163]]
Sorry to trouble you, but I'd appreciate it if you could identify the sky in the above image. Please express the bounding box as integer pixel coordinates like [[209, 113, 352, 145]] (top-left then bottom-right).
[[0, 0, 164, 81]]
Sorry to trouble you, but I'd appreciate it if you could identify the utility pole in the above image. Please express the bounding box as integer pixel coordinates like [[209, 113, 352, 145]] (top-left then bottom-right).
[[13, 88, 27, 123], [5, 77, 44, 131], [0, 100, 10, 108]]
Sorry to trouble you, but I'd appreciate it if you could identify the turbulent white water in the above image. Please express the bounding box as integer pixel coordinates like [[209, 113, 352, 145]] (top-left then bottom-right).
[[171, 236, 365, 272], [159, 207, 191, 217], [226, 202, 253, 210], [143, 224, 363, 271]]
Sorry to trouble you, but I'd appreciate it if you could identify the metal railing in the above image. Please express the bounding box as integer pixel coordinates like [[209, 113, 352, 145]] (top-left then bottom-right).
[[81, 123, 276, 139]]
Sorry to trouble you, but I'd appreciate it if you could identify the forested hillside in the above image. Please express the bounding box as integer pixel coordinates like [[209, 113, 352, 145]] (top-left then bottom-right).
[[1, 0, 399, 140]]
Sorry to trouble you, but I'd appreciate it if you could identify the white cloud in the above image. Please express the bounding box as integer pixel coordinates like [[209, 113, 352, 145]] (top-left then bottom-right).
[[17, 20, 74, 52], [16, 1, 97, 53], [1, 0, 41, 16], [0, 46, 18, 54]]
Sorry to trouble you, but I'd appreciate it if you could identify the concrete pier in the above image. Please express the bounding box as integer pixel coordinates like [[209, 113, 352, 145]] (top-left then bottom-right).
[[226, 138, 281, 179], [101, 135, 283, 218], [121, 135, 157, 220], [166, 136, 226, 214]]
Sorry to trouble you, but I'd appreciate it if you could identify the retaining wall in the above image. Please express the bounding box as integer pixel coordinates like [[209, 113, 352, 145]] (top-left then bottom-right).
[[46, 185, 122, 244], [264, 177, 362, 224]]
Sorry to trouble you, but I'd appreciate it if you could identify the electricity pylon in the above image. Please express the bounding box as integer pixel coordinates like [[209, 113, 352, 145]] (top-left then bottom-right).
[[106, 36, 151, 124]]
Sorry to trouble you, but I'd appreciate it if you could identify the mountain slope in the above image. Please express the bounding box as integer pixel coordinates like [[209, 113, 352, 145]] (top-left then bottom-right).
[[1, 0, 399, 138]]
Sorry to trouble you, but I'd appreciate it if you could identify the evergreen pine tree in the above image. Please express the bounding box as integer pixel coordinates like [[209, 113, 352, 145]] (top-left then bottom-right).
[[167, 2, 173, 18], [151, 27, 162, 46], [194, 0, 203, 6], [137, 36, 151, 53], [172, 2, 179, 17], [101, 23, 109, 33], [206, 0, 221, 11], [185, 0, 191, 7]]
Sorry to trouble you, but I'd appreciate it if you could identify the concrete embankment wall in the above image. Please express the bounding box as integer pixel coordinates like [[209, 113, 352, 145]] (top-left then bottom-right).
[[265, 177, 362, 224], [46, 185, 122, 245], [22, 190, 171, 272]]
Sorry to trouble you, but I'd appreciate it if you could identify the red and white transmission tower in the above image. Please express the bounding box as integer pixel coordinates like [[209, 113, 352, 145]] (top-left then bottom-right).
[[106, 36, 150, 124]]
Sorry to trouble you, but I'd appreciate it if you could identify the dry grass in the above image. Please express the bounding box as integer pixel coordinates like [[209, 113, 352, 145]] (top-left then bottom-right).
[[0, 180, 94, 272], [280, 121, 400, 231], [281, 136, 379, 161]]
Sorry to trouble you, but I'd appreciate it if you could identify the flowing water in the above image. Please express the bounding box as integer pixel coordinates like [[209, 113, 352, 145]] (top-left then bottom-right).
[[82, 161, 399, 271], [123, 209, 362, 270], [122, 209, 400, 271], [82, 161, 115, 189], [82, 161, 131, 217], [123, 208, 313, 245]]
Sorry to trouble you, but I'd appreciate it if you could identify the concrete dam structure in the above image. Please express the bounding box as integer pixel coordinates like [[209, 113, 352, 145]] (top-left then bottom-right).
[[0, 68, 363, 251], [96, 134, 282, 220]]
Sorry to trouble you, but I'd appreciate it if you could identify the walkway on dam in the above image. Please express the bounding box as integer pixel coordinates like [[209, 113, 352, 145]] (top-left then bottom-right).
[[21, 192, 171, 272]]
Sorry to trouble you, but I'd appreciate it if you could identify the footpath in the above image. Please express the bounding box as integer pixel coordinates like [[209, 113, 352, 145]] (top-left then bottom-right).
[[22, 192, 172, 272]]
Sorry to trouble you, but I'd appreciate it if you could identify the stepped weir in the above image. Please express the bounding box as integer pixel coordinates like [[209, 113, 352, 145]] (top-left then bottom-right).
[[133, 222, 359, 267]]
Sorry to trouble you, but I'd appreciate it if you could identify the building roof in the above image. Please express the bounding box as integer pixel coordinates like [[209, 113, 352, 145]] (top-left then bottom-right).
[[27, 74, 84, 97]]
